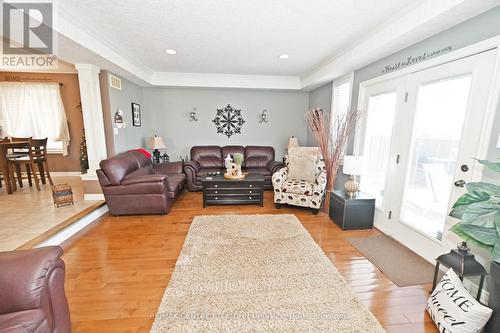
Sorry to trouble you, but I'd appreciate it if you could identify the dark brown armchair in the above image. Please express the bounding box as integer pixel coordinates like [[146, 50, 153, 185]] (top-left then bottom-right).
[[0, 246, 71, 333]]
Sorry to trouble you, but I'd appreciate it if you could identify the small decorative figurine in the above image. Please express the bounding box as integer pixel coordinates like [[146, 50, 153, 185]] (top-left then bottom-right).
[[224, 154, 233, 174]]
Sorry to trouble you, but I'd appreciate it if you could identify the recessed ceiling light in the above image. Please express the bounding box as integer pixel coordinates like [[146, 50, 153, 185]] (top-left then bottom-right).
[[279, 54, 289, 59], [165, 49, 177, 55]]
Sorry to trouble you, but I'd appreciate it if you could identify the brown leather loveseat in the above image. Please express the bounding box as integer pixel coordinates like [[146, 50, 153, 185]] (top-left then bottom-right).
[[183, 145, 283, 191], [0, 246, 71, 333], [97, 150, 185, 215]]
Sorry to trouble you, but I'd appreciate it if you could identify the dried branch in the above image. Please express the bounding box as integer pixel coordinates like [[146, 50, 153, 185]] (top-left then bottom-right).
[[305, 108, 363, 192]]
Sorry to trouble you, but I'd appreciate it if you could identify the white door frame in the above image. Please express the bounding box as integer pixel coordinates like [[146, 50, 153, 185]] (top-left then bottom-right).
[[354, 35, 500, 264]]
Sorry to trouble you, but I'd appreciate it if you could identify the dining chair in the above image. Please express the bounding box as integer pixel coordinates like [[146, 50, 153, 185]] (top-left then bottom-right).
[[9, 137, 30, 158], [0, 137, 10, 189], [8, 138, 53, 191]]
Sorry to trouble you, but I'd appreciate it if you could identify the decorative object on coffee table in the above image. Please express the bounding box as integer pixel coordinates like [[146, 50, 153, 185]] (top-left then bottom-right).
[[305, 108, 362, 212], [51, 184, 73, 207], [233, 152, 244, 176], [224, 154, 233, 172], [329, 190, 374, 229], [432, 241, 487, 300], [202, 174, 264, 207], [148, 135, 167, 164], [212, 104, 245, 138], [343, 155, 363, 197]]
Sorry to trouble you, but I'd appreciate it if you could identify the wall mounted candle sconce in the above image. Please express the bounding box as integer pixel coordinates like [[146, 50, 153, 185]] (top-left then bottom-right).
[[259, 109, 268, 123], [189, 108, 199, 121]]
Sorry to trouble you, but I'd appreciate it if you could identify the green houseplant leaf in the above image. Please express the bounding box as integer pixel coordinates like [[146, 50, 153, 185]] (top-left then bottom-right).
[[450, 224, 494, 250], [460, 201, 500, 228], [476, 158, 500, 172], [465, 182, 500, 196], [449, 159, 500, 264]]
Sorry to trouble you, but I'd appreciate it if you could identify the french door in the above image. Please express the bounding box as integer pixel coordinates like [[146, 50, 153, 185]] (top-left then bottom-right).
[[356, 49, 497, 261]]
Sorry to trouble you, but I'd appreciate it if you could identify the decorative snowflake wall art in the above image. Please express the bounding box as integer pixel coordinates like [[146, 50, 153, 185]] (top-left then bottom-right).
[[212, 104, 245, 138]]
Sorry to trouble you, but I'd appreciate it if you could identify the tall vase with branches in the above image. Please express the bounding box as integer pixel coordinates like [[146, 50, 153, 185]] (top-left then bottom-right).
[[305, 108, 362, 211]]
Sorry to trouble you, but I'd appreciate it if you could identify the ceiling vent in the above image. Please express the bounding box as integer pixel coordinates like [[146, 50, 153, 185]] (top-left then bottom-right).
[[109, 74, 122, 90]]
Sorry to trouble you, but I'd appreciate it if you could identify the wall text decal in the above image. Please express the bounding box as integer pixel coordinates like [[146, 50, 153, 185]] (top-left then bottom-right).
[[382, 46, 452, 73]]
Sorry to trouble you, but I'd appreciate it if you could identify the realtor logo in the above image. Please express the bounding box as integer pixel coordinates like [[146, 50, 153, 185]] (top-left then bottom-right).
[[1, 1, 57, 69]]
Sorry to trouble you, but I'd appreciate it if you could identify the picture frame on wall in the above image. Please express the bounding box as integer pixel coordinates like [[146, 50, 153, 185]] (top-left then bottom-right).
[[131, 102, 141, 127]]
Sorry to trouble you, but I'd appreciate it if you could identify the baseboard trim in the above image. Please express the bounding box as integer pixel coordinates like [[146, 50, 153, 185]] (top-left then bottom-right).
[[17, 201, 106, 250], [84, 193, 105, 200], [34, 204, 109, 248]]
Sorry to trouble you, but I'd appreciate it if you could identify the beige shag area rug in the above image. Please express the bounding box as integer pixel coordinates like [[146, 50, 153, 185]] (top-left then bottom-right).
[[150, 214, 385, 333]]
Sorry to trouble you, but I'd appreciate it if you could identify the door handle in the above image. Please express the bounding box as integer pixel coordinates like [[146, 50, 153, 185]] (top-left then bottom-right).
[[454, 180, 466, 187]]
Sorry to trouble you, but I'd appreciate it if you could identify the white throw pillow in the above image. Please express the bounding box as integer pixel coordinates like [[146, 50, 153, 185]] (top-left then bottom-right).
[[288, 155, 317, 182], [427, 268, 492, 333]]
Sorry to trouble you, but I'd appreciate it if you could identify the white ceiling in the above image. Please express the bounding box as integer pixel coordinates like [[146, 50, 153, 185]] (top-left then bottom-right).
[[49, 0, 500, 89], [59, 0, 418, 76]]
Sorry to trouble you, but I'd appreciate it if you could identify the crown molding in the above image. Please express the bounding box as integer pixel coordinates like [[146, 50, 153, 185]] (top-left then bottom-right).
[[150, 72, 301, 90]]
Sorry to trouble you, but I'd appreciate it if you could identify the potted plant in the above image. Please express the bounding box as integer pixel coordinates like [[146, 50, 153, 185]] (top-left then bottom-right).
[[449, 159, 500, 332], [233, 153, 244, 176]]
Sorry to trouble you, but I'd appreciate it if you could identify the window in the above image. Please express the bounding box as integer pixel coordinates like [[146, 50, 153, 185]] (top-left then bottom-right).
[[0, 83, 69, 154], [331, 74, 353, 124]]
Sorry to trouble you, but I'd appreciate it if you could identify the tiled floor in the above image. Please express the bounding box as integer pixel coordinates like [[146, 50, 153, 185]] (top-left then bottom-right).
[[0, 175, 98, 251]]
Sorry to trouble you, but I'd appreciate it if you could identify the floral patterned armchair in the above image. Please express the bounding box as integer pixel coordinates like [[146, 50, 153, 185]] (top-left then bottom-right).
[[272, 147, 327, 214]]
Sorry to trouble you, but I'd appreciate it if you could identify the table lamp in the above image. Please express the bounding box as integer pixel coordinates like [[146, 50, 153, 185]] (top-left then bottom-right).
[[287, 136, 299, 150], [343, 155, 363, 197], [148, 135, 167, 164]]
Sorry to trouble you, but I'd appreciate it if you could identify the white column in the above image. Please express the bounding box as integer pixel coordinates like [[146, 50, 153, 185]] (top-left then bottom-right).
[[75, 63, 107, 177]]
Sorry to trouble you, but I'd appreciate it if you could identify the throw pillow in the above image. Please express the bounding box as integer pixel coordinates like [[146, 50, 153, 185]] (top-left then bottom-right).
[[427, 268, 492, 333], [288, 155, 317, 182]]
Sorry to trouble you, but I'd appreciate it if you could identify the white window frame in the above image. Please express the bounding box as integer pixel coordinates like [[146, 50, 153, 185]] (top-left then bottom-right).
[[330, 72, 354, 123], [46, 140, 64, 154]]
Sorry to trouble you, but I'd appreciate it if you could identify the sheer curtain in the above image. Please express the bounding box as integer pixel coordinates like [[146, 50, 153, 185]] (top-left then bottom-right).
[[0, 83, 70, 155]]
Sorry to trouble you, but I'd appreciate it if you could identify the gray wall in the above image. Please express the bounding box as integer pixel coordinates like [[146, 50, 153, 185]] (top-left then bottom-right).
[[107, 73, 152, 154], [107, 87, 309, 160], [306, 82, 332, 146]]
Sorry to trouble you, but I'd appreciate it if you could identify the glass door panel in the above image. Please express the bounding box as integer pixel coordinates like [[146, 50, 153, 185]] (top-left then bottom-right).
[[399, 74, 472, 240], [360, 91, 397, 208]]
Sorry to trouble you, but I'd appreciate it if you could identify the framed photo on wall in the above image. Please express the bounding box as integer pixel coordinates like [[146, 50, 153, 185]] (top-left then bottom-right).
[[131, 102, 141, 127]]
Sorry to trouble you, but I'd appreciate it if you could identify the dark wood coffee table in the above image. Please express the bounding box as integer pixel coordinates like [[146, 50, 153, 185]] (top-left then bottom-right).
[[202, 174, 265, 207]]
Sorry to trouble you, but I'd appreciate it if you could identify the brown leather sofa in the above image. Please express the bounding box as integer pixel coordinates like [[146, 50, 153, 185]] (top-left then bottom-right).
[[0, 246, 71, 333], [183, 145, 283, 191], [97, 150, 186, 215]]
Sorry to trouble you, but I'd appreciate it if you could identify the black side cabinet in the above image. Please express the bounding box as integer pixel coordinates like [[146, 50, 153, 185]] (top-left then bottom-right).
[[329, 190, 375, 230]]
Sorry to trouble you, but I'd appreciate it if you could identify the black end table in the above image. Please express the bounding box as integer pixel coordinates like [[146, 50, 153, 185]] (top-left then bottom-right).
[[329, 190, 375, 230], [202, 174, 265, 207]]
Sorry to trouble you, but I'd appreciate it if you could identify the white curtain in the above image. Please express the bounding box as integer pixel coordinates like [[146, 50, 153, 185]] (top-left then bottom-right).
[[0, 83, 70, 155]]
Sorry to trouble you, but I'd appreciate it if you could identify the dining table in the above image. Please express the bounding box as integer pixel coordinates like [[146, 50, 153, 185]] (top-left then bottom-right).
[[0, 141, 29, 194]]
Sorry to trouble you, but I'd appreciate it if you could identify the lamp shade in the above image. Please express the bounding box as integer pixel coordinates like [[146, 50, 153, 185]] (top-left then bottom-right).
[[343, 155, 363, 175], [148, 135, 167, 149], [287, 136, 299, 150]]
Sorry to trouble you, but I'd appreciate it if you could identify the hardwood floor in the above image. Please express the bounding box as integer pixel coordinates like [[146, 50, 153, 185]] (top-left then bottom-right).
[[61, 191, 438, 333]]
